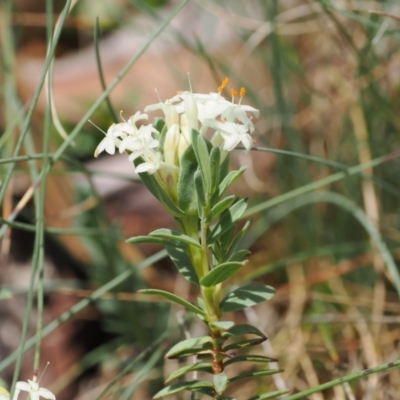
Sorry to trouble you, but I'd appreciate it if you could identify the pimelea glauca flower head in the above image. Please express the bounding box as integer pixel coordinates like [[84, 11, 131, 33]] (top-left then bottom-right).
[[94, 78, 259, 216]]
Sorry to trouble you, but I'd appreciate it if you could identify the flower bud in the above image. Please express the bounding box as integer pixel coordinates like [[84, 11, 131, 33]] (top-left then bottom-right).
[[163, 124, 180, 166], [165, 104, 179, 129]]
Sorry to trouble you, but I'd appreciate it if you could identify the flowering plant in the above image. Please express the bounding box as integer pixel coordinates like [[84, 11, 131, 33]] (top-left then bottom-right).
[[95, 78, 284, 399]]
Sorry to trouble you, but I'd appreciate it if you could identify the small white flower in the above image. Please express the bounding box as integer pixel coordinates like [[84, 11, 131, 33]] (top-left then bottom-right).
[[197, 92, 231, 126], [125, 134, 159, 163], [94, 124, 123, 157], [221, 103, 259, 133], [119, 125, 158, 154], [13, 380, 55, 400], [211, 121, 253, 151], [135, 152, 162, 174]]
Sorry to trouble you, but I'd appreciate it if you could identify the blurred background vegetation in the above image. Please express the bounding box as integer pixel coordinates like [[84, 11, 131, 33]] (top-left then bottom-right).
[[1, 0, 400, 399]]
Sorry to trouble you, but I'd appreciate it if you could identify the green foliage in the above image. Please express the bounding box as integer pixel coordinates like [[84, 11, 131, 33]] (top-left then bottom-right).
[[220, 284, 276, 312]]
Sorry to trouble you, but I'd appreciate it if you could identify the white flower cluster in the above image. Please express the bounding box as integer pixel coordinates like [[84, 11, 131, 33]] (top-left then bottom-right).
[[94, 78, 259, 174]]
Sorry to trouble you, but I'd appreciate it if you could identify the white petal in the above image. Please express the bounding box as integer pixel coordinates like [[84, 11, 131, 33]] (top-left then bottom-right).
[[128, 111, 148, 125], [222, 135, 240, 151], [144, 102, 164, 113], [103, 138, 116, 155], [94, 140, 105, 158], [241, 133, 253, 151], [15, 382, 30, 392], [29, 393, 40, 400], [135, 161, 158, 174], [37, 388, 55, 400]]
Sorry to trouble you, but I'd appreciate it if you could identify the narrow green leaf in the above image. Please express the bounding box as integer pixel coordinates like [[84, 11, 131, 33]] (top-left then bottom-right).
[[194, 170, 206, 208], [215, 166, 247, 200], [223, 338, 266, 351], [177, 144, 199, 215], [224, 354, 277, 367], [226, 220, 251, 260], [209, 145, 221, 196], [220, 284, 276, 312], [138, 289, 204, 315], [218, 152, 230, 183], [225, 324, 266, 339], [213, 372, 228, 395], [165, 336, 213, 358], [208, 199, 248, 244], [126, 235, 168, 246], [229, 249, 251, 262], [219, 223, 236, 252], [229, 369, 283, 383], [248, 389, 290, 400], [150, 228, 202, 249], [207, 195, 236, 223], [166, 245, 199, 286], [209, 321, 235, 331], [200, 262, 245, 287], [192, 130, 211, 193], [165, 362, 212, 384], [153, 380, 213, 399], [198, 297, 206, 311], [154, 118, 167, 149]]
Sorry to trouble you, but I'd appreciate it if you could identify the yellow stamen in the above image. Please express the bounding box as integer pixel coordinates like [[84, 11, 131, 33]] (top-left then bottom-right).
[[231, 88, 237, 98], [240, 87, 246, 97], [217, 77, 229, 93]]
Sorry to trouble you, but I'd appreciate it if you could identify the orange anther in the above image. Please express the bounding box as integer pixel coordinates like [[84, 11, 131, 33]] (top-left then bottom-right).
[[218, 77, 229, 93], [240, 87, 246, 97], [231, 88, 237, 97]]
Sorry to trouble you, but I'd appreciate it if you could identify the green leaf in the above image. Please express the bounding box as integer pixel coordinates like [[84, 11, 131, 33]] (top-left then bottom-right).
[[154, 118, 167, 146], [165, 362, 212, 384], [153, 380, 213, 399], [223, 338, 266, 351], [138, 289, 204, 315], [192, 130, 211, 194], [134, 157, 184, 217], [224, 354, 277, 367], [209, 321, 235, 331], [198, 297, 206, 311], [229, 249, 251, 262], [248, 389, 290, 400], [220, 284, 276, 312], [166, 245, 199, 286], [126, 235, 170, 246], [208, 199, 248, 244], [226, 220, 251, 260], [218, 151, 230, 183], [225, 324, 266, 339], [229, 369, 283, 383], [200, 261, 245, 287], [165, 336, 213, 358], [207, 195, 236, 223], [177, 144, 199, 215], [213, 372, 228, 395], [194, 170, 206, 208], [150, 228, 202, 249], [209, 145, 221, 196], [215, 166, 247, 200]]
